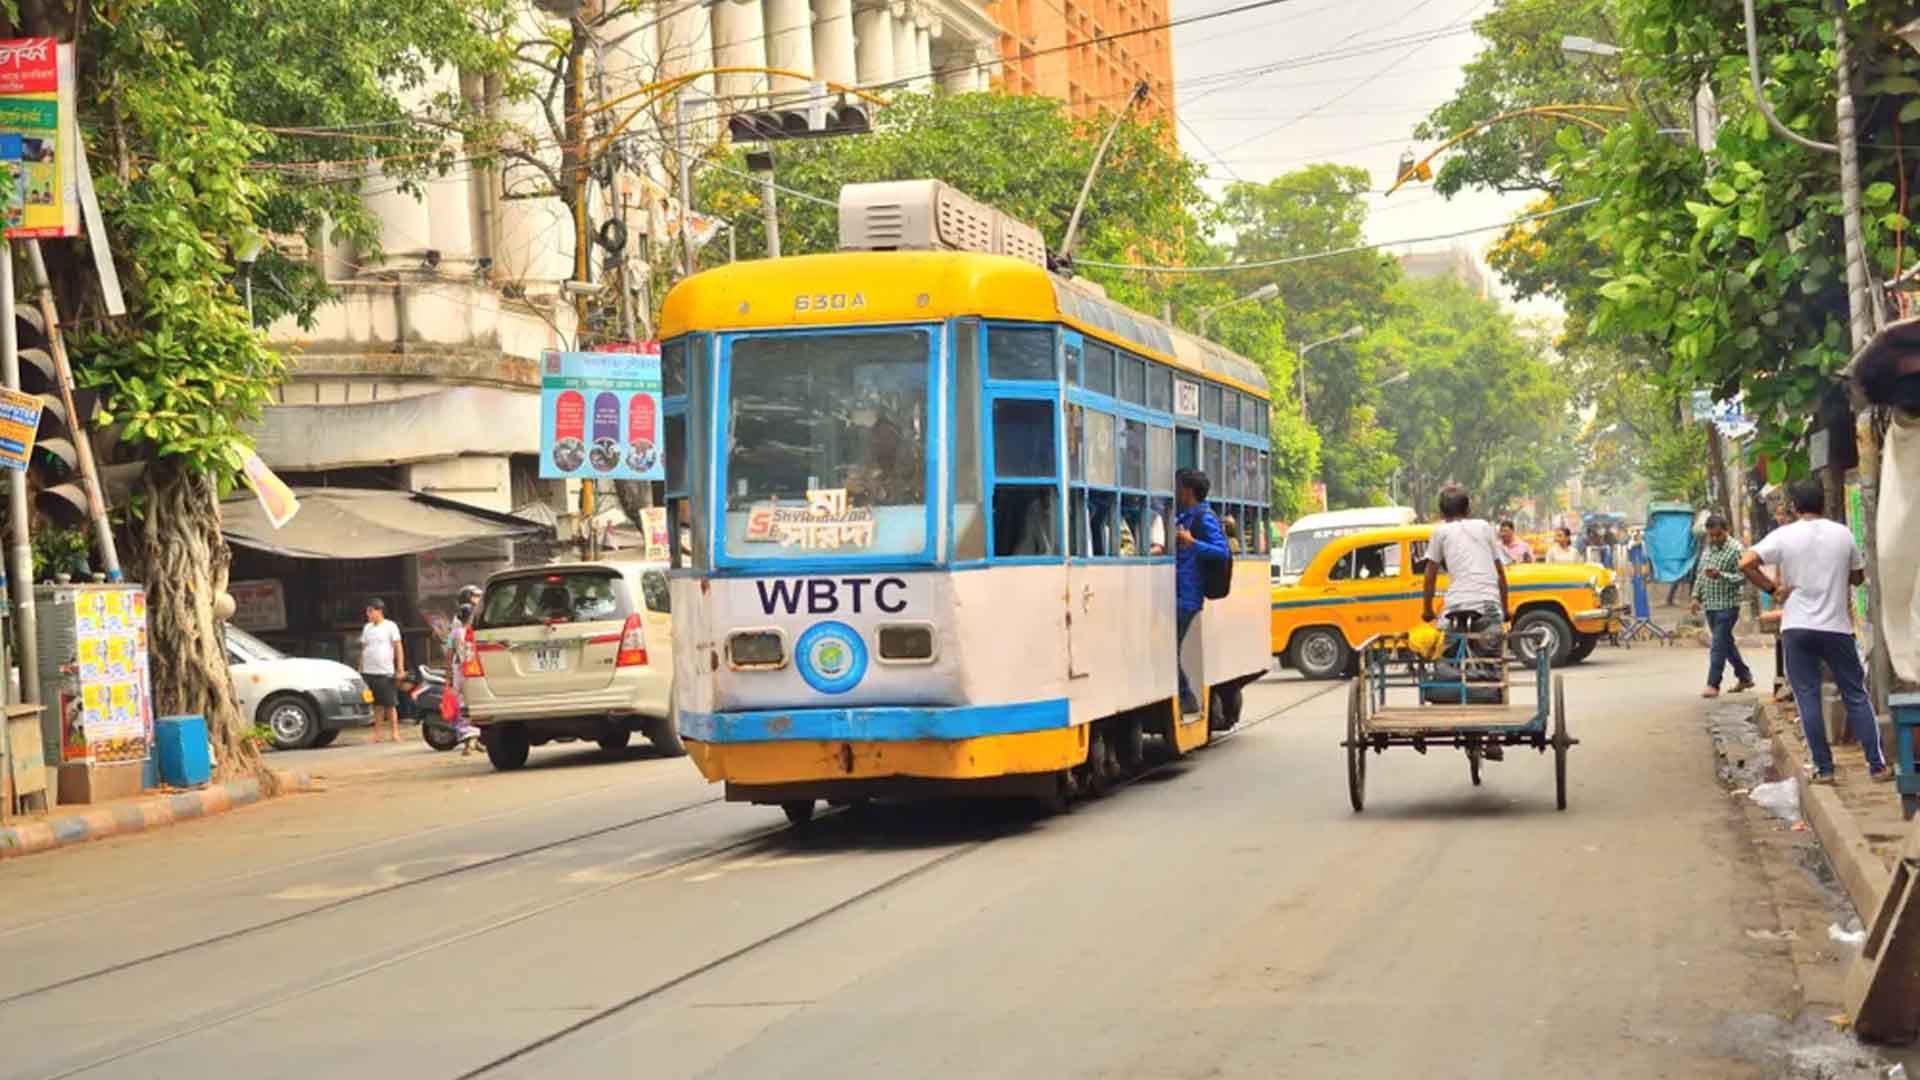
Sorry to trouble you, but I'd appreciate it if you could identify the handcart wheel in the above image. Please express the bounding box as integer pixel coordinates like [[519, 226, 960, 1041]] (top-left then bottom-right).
[[1467, 741, 1483, 786], [1552, 675, 1569, 811], [1346, 678, 1367, 812]]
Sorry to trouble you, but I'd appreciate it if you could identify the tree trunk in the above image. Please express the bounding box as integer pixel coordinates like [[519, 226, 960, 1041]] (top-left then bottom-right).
[[139, 459, 261, 782]]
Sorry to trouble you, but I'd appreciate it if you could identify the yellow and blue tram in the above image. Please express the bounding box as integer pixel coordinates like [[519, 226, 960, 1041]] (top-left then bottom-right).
[[658, 242, 1274, 818]]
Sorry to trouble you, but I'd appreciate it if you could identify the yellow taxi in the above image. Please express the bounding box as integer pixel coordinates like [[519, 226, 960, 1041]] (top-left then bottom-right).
[[1270, 524, 1620, 679]]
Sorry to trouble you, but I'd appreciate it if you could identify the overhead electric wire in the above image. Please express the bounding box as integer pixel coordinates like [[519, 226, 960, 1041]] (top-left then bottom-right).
[[1076, 197, 1599, 273]]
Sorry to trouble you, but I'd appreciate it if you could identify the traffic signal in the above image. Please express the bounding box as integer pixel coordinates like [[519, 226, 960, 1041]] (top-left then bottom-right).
[[13, 307, 139, 530], [727, 83, 871, 143]]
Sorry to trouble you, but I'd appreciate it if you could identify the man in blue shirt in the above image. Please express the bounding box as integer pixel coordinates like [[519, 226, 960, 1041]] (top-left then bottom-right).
[[1175, 468, 1231, 718]]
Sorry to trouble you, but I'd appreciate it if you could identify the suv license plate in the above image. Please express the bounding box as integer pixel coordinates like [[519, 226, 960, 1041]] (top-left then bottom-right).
[[531, 647, 566, 672]]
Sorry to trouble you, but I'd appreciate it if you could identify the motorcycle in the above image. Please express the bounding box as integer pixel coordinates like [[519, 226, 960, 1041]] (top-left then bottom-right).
[[398, 666, 462, 751]]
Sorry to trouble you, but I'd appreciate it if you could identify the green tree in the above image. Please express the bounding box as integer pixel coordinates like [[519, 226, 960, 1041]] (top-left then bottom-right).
[[18, 0, 511, 775], [1370, 277, 1573, 519], [1215, 164, 1402, 507]]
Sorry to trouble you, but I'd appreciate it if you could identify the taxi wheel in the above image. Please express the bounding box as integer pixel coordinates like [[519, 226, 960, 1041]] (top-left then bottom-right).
[[1511, 609, 1574, 668], [1290, 627, 1352, 680], [1568, 635, 1598, 664]]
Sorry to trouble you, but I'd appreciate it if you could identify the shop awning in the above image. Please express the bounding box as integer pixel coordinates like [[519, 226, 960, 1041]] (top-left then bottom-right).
[[221, 488, 551, 560]]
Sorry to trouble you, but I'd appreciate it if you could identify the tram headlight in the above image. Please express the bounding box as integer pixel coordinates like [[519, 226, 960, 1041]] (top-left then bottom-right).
[[727, 630, 786, 669], [877, 624, 935, 663]]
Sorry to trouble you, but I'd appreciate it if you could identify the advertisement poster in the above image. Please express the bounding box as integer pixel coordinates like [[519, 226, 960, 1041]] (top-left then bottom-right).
[[0, 385, 41, 470], [641, 506, 669, 560], [539, 348, 666, 482], [0, 38, 76, 239], [59, 587, 153, 764]]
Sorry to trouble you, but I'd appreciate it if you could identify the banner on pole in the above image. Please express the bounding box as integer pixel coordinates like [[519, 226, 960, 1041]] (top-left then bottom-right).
[[0, 385, 42, 470], [539, 348, 666, 482], [0, 38, 77, 239], [240, 452, 301, 529]]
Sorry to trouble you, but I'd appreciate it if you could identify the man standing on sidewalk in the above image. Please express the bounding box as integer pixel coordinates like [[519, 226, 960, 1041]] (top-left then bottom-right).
[[1740, 479, 1889, 784], [360, 598, 405, 744], [1691, 514, 1754, 698]]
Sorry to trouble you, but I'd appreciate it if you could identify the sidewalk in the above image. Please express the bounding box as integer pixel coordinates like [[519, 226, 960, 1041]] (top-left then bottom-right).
[[0, 768, 313, 859], [1759, 698, 1907, 921]]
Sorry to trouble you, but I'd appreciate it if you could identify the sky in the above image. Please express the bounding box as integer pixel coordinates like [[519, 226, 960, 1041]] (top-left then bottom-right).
[[1167, 0, 1556, 313]]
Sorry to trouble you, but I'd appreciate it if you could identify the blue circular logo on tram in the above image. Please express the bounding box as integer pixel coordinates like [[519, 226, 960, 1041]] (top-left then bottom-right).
[[795, 621, 868, 695]]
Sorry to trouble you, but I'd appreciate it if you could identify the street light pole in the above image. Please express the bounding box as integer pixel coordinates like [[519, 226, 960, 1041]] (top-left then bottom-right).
[[1196, 282, 1279, 337], [1295, 325, 1363, 421]]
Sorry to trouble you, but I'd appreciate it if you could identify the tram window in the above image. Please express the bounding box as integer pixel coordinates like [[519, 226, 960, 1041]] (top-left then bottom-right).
[[1222, 392, 1240, 432], [954, 321, 985, 562], [1119, 418, 1146, 489], [1204, 438, 1224, 492], [1244, 446, 1261, 502], [1202, 383, 1222, 425], [1258, 451, 1270, 501], [1088, 490, 1115, 556], [1063, 337, 1082, 386], [1175, 428, 1198, 472], [1220, 508, 1244, 554], [1149, 425, 1174, 493], [993, 486, 1057, 557], [1069, 489, 1087, 557], [1151, 496, 1173, 556], [1148, 365, 1173, 413], [1084, 410, 1115, 487], [1118, 354, 1146, 405], [993, 398, 1057, 479], [1083, 341, 1115, 396], [988, 326, 1056, 382], [724, 330, 928, 557], [1067, 404, 1086, 483], [664, 413, 687, 497], [662, 338, 688, 398], [1120, 494, 1148, 556]]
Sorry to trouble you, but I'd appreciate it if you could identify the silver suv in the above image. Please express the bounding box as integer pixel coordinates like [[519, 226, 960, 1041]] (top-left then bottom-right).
[[462, 560, 679, 771]]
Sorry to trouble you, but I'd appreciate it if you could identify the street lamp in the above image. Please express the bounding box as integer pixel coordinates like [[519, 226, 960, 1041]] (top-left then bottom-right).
[[1296, 324, 1364, 419], [1196, 282, 1279, 337], [1559, 34, 1621, 59]]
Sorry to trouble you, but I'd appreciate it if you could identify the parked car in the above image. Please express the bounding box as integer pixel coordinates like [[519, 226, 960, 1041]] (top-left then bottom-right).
[[224, 626, 375, 750], [462, 559, 679, 772], [1269, 524, 1621, 679]]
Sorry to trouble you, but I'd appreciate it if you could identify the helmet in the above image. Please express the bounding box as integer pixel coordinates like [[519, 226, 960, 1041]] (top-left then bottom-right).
[[458, 584, 483, 604], [1407, 622, 1446, 661]]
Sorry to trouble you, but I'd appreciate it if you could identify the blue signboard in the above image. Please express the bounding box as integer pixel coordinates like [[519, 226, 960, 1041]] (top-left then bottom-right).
[[539, 347, 666, 481]]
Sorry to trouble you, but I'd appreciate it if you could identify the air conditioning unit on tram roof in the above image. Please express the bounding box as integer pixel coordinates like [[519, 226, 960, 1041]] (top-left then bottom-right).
[[837, 180, 1048, 268]]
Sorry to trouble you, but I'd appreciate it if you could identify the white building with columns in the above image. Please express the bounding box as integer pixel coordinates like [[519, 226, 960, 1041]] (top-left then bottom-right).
[[251, 0, 1005, 630]]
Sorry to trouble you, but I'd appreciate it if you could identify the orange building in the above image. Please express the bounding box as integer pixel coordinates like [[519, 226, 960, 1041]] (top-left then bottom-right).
[[985, 0, 1174, 124]]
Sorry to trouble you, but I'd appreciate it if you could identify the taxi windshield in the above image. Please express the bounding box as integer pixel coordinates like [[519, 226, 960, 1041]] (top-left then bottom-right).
[[721, 329, 932, 561]]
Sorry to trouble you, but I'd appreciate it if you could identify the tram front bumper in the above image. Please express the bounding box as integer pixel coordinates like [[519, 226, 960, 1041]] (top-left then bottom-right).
[[682, 699, 1079, 786]]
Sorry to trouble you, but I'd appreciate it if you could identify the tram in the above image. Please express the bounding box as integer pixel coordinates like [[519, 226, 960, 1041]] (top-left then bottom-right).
[[658, 180, 1273, 820]]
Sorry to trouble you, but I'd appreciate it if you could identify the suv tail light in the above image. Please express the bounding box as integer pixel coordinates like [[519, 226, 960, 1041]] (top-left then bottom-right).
[[616, 614, 649, 668], [464, 626, 503, 679]]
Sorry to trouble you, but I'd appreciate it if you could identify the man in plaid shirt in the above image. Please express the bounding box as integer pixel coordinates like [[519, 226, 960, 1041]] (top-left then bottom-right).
[[1692, 514, 1754, 698]]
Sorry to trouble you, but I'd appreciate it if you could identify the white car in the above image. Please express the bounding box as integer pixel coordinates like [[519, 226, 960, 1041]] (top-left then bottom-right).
[[463, 559, 679, 771], [224, 626, 375, 750]]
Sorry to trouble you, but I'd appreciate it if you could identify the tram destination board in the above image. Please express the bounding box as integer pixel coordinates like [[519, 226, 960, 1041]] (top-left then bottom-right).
[[539, 348, 667, 482]]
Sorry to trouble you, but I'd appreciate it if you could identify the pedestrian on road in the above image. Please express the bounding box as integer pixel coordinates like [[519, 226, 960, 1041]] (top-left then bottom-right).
[[1545, 526, 1581, 564], [1690, 514, 1754, 699], [1740, 479, 1889, 784], [361, 598, 405, 744], [1175, 468, 1230, 719], [449, 585, 482, 754], [1498, 519, 1533, 563]]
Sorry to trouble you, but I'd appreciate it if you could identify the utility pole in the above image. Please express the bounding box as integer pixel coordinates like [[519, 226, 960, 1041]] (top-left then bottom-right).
[[565, 16, 598, 559], [1, 248, 39, 707], [675, 89, 698, 279]]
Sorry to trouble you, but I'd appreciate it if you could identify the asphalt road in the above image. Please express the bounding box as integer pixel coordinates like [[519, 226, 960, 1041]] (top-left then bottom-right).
[[0, 648, 1807, 1079]]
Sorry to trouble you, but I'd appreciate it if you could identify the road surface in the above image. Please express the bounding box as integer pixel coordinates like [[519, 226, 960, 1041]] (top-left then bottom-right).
[[0, 648, 1806, 1078]]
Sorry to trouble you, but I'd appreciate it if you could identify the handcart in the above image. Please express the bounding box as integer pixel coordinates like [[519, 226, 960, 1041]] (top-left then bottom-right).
[[1342, 616, 1576, 812]]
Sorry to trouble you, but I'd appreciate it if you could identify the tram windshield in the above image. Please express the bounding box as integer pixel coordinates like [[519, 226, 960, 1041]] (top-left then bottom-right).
[[721, 328, 932, 561]]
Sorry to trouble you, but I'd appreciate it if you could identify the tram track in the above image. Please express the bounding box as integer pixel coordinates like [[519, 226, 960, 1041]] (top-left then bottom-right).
[[25, 676, 1339, 1079], [0, 790, 727, 1008]]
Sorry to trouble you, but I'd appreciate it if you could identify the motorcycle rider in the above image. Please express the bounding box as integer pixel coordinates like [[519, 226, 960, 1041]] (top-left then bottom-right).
[[449, 585, 483, 754]]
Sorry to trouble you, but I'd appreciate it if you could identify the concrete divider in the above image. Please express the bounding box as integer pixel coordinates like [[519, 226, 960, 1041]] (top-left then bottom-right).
[[0, 769, 313, 859]]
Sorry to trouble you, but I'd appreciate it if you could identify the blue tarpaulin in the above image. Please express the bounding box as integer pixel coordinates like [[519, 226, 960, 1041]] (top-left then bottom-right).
[[1644, 503, 1699, 584]]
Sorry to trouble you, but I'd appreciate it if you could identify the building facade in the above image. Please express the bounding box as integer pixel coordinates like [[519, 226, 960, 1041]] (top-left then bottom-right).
[[985, 0, 1173, 122]]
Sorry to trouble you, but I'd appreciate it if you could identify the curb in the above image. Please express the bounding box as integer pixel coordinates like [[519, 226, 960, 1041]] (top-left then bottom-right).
[[0, 769, 313, 860], [1759, 703, 1893, 918]]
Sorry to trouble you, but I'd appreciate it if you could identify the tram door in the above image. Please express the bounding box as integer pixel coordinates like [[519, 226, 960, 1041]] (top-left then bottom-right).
[[1174, 424, 1202, 710]]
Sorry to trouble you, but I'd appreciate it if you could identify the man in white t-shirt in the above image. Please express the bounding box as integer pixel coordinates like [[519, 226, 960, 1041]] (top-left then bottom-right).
[[1741, 479, 1887, 784], [1421, 484, 1509, 626], [360, 597, 405, 744]]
